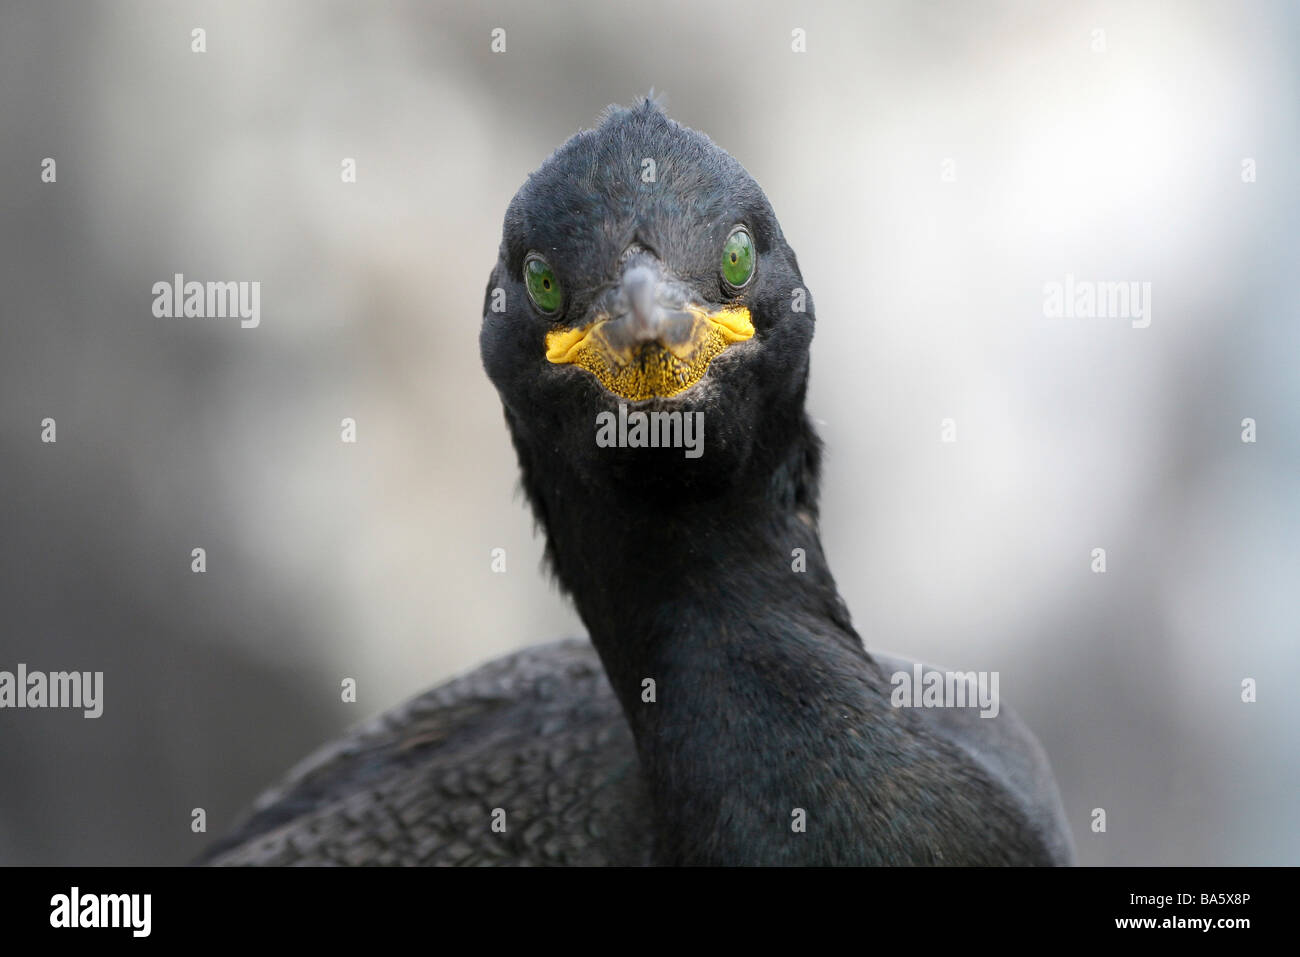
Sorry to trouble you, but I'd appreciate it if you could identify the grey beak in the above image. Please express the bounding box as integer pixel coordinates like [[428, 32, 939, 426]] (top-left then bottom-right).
[[620, 264, 662, 344]]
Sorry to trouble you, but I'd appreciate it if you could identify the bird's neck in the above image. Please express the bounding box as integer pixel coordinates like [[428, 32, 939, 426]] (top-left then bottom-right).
[[534, 431, 884, 864]]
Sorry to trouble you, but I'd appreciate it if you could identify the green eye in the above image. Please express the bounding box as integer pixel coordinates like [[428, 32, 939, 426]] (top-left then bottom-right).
[[721, 227, 755, 288], [524, 254, 563, 315]]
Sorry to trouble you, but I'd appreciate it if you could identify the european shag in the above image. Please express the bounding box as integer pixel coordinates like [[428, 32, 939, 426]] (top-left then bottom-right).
[[201, 100, 1074, 866]]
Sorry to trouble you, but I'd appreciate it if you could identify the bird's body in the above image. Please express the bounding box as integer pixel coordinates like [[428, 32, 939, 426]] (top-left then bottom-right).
[[201, 640, 1069, 865], [202, 100, 1074, 866], [200, 641, 652, 866]]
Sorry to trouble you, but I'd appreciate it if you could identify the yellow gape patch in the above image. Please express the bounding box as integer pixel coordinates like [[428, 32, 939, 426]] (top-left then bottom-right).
[[544, 306, 754, 400]]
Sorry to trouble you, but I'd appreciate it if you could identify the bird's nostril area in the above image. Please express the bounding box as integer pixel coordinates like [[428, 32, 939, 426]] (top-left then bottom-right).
[[621, 266, 660, 338], [617, 242, 648, 267], [602, 259, 694, 349]]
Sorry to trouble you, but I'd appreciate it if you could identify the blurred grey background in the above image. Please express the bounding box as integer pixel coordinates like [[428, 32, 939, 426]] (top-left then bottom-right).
[[1, 0, 1296, 865]]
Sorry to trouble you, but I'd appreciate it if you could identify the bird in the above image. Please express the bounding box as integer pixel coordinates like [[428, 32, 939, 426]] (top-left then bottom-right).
[[199, 99, 1075, 866]]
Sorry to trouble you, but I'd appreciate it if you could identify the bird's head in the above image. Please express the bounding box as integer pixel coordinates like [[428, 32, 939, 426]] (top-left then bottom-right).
[[481, 99, 817, 507]]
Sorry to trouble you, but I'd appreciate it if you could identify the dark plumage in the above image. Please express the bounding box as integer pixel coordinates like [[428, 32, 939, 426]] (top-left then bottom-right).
[[201, 100, 1074, 866]]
